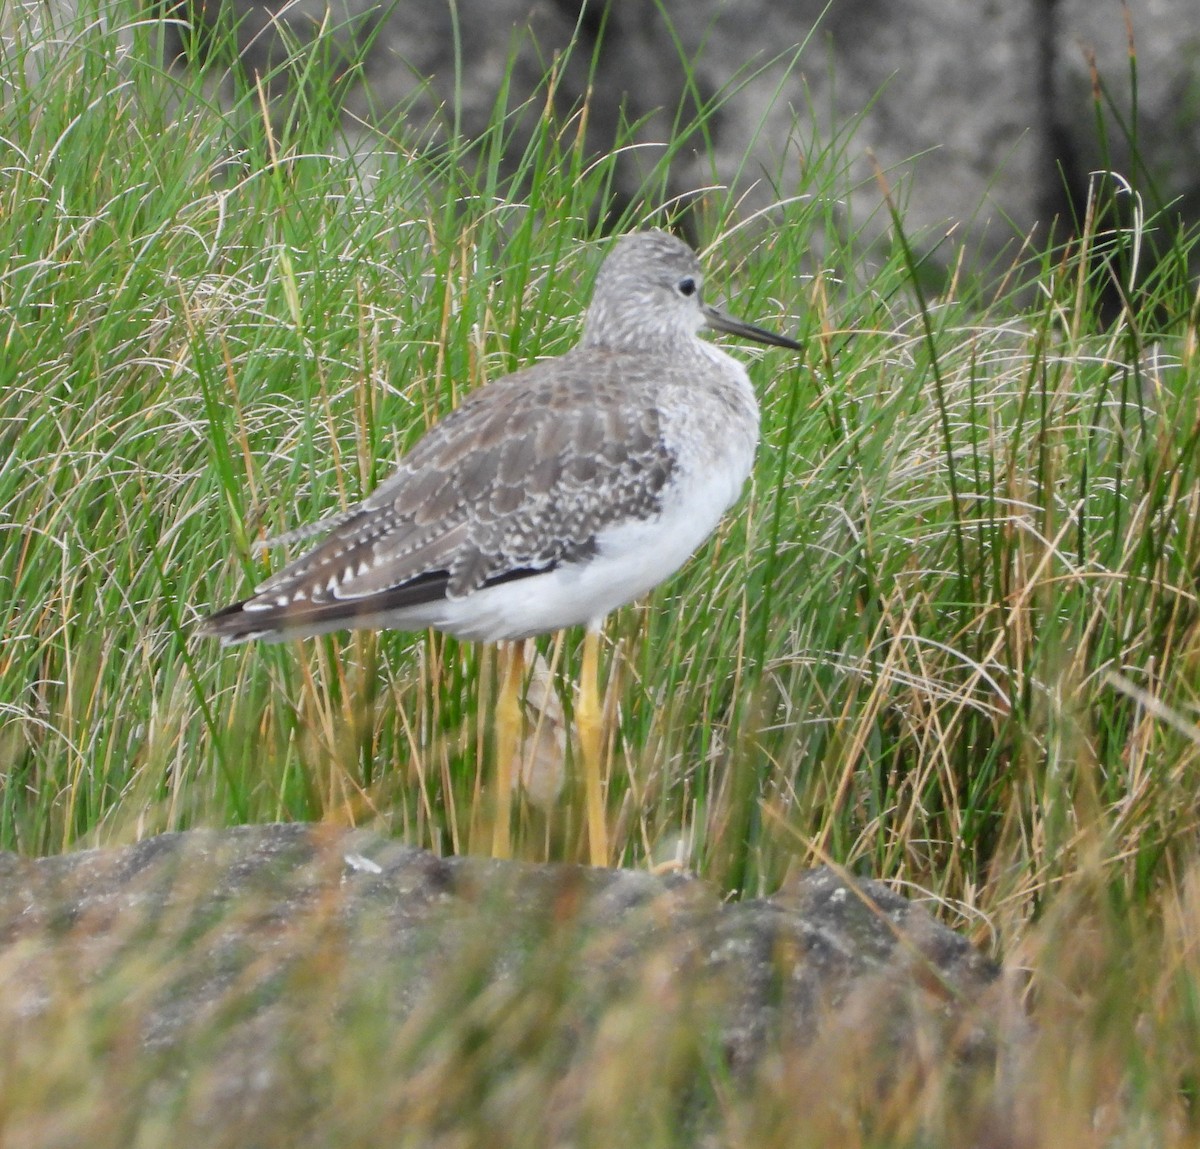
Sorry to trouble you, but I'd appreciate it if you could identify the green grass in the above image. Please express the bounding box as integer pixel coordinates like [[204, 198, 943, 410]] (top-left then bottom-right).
[[5, 0, 1200, 1143]]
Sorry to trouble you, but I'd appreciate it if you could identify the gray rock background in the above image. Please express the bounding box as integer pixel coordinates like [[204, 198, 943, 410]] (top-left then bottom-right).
[[1054, 0, 1200, 235], [0, 824, 1021, 1143], [153, 0, 1199, 278]]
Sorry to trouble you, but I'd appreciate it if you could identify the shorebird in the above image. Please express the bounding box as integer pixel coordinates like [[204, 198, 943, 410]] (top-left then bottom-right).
[[200, 229, 802, 865]]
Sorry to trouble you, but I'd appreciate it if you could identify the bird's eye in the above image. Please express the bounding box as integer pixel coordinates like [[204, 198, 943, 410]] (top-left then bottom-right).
[[676, 276, 697, 297]]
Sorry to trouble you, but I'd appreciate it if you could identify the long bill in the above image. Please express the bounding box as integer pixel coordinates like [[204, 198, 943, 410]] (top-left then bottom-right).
[[703, 303, 804, 351]]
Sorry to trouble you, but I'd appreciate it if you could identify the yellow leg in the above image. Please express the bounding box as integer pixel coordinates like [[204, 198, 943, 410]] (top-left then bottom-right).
[[578, 627, 608, 867], [492, 641, 524, 860]]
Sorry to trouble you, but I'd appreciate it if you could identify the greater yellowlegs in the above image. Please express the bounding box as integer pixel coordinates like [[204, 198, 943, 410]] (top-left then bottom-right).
[[200, 230, 802, 865]]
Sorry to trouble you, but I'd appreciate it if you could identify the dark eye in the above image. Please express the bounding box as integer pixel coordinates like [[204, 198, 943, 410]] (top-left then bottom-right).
[[676, 276, 697, 297]]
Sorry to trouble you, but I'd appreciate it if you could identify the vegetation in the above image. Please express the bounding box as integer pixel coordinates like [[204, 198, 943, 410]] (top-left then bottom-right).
[[2, 0, 1200, 1143]]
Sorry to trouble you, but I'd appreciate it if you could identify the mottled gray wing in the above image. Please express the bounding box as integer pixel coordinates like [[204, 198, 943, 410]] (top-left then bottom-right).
[[249, 349, 673, 609]]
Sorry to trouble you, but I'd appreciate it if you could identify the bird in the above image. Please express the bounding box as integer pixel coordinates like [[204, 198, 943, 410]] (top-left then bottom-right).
[[199, 229, 802, 866]]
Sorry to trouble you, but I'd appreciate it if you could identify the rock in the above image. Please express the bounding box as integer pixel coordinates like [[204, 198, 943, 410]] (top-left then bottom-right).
[[679, 0, 1061, 271], [17, 0, 1200, 278], [164, 0, 1058, 264], [162, 0, 699, 225], [0, 824, 1020, 1142], [1054, 0, 1200, 241], [148, 0, 1064, 273]]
